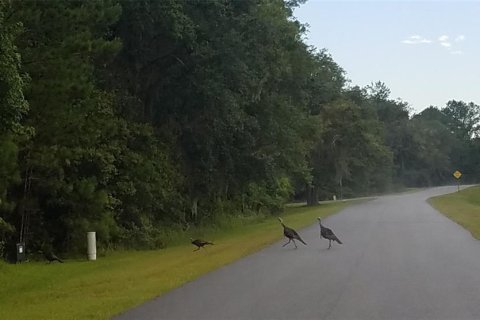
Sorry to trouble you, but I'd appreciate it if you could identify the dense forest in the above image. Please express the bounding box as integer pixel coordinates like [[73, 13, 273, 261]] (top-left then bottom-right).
[[1, 0, 479, 258]]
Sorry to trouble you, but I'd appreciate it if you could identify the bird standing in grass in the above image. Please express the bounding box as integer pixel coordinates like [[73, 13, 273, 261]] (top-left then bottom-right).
[[317, 218, 342, 249], [191, 238, 214, 251], [278, 217, 307, 249], [44, 251, 64, 263]]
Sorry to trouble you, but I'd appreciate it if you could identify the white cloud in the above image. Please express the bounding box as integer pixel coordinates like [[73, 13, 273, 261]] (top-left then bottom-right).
[[402, 35, 432, 44], [438, 35, 449, 42], [402, 34, 465, 54]]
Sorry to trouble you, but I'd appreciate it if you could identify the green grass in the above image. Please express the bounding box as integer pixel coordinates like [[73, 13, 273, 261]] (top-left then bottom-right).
[[429, 185, 480, 239], [0, 201, 353, 320]]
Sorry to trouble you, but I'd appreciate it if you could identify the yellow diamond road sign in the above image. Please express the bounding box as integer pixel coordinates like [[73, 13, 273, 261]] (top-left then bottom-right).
[[453, 170, 462, 179]]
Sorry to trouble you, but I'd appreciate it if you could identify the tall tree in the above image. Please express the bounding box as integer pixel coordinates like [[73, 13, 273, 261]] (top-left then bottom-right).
[[112, 0, 317, 216], [0, 1, 28, 134], [441, 100, 480, 182], [442, 100, 480, 140], [366, 82, 412, 186], [12, 0, 123, 251], [408, 108, 456, 186], [0, 0, 28, 256], [309, 96, 392, 202]]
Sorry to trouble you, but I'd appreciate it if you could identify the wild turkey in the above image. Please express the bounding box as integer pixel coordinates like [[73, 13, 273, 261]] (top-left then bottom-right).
[[44, 251, 64, 263], [190, 238, 214, 251], [317, 218, 342, 249], [278, 217, 307, 249]]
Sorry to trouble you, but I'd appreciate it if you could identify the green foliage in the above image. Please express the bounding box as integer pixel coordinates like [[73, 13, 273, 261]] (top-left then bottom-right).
[[111, 0, 315, 214], [405, 102, 480, 186], [0, 216, 14, 257], [0, 1, 28, 134], [8, 0, 124, 252], [244, 177, 294, 214], [0, 136, 20, 208], [442, 100, 480, 140], [407, 110, 456, 186], [0, 3, 28, 256], [309, 98, 393, 199]]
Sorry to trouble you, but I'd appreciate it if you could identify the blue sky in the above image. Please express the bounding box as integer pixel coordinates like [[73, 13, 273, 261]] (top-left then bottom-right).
[[293, 1, 480, 113]]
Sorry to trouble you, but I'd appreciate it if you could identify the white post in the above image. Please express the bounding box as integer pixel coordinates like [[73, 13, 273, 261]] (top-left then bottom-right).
[[87, 232, 96, 261], [333, 195, 337, 201]]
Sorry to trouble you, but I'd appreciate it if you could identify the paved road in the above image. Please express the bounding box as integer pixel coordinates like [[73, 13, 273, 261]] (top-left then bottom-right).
[[115, 186, 480, 320]]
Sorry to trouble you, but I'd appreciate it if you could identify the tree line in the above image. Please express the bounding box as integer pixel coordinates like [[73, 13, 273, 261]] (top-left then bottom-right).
[[1, 0, 479, 258]]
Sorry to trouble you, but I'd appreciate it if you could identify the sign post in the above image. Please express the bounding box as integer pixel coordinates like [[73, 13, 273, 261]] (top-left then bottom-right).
[[16, 242, 26, 263], [453, 170, 462, 192]]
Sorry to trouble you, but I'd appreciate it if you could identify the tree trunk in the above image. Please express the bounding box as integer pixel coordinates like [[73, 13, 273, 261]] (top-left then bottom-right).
[[306, 184, 318, 206], [191, 197, 198, 221], [339, 176, 343, 200]]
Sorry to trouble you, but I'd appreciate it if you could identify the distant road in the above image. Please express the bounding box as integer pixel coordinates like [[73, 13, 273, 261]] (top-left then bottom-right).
[[116, 186, 480, 320]]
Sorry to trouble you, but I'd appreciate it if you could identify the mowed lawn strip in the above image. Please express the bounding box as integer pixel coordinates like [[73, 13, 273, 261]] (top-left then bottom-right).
[[429, 185, 480, 239], [0, 201, 353, 320]]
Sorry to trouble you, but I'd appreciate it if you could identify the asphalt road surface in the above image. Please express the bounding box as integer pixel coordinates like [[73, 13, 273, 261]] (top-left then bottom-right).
[[115, 186, 480, 320]]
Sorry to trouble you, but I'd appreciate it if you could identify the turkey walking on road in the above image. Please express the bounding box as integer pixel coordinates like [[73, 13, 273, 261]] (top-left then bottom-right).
[[191, 238, 214, 251], [317, 218, 342, 249], [278, 217, 307, 249]]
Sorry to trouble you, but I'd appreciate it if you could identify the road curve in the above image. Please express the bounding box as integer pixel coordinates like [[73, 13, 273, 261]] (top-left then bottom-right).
[[115, 186, 480, 320]]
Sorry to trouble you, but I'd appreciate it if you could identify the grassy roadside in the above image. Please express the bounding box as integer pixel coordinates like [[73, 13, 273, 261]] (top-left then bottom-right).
[[429, 185, 480, 239], [0, 201, 354, 320]]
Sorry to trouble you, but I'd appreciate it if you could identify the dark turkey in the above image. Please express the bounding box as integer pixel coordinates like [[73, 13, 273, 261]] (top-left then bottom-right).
[[317, 218, 342, 249], [278, 217, 307, 249], [191, 238, 214, 251]]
